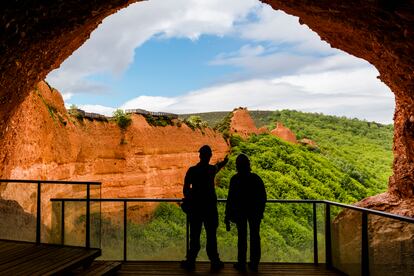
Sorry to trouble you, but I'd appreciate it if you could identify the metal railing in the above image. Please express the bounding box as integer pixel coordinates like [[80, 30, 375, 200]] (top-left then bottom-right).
[[1, 178, 412, 275], [49, 197, 414, 275], [0, 179, 101, 248]]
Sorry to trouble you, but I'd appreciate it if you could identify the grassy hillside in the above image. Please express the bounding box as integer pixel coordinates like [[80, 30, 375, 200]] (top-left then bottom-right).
[[97, 110, 394, 262], [184, 109, 393, 196]]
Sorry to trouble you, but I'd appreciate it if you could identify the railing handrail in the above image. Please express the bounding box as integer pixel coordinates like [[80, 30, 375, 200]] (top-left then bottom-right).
[[49, 197, 414, 224], [323, 200, 414, 223], [0, 179, 101, 185]]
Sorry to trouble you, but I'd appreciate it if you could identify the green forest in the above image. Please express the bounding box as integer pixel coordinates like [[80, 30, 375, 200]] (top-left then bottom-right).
[[92, 110, 393, 262]]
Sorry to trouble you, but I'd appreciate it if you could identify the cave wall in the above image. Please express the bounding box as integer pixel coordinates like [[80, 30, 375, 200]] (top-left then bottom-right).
[[1, 1, 413, 198], [0, 0, 138, 148]]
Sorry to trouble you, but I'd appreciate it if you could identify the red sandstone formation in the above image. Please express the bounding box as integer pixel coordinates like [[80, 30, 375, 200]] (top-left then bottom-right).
[[230, 108, 261, 138], [270, 122, 297, 144], [257, 126, 269, 134], [0, 1, 413, 215], [0, 81, 229, 226], [230, 108, 300, 144]]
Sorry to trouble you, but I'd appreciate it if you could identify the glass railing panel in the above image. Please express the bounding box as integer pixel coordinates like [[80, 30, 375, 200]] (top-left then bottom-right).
[[262, 202, 315, 262], [368, 214, 414, 275], [214, 202, 318, 263], [214, 201, 237, 262], [62, 200, 87, 246], [0, 181, 38, 242], [45, 183, 87, 244], [98, 201, 124, 260], [316, 203, 326, 263], [126, 201, 186, 261], [90, 185, 101, 249], [331, 206, 362, 276], [49, 183, 101, 247]]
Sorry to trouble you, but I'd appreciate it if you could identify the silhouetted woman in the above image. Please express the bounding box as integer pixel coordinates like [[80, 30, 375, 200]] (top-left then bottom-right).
[[225, 154, 267, 272]]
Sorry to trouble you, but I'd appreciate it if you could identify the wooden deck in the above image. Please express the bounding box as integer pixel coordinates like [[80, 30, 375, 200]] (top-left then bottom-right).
[[0, 240, 101, 276], [116, 261, 344, 275], [0, 240, 344, 275]]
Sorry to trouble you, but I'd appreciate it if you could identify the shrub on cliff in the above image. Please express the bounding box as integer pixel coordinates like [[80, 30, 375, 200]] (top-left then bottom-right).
[[68, 104, 84, 120], [214, 111, 233, 139], [144, 115, 174, 127], [184, 115, 208, 130], [113, 109, 132, 130]]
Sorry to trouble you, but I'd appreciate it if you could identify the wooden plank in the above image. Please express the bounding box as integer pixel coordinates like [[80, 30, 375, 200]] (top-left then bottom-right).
[[0, 243, 43, 265], [0, 245, 63, 273], [74, 261, 122, 275], [116, 262, 343, 276], [0, 241, 100, 276], [14, 247, 87, 275], [40, 249, 101, 276]]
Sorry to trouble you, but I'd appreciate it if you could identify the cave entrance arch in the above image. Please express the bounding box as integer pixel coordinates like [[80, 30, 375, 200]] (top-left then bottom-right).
[[0, 1, 413, 205]]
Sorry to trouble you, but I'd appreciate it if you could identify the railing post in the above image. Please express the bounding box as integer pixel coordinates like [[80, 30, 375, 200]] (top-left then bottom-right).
[[61, 201, 65, 245], [361, 212, 370, 275], [86, 183, 90, 248], [325, 203, 332, 268], [124, 201, 127, 262], [186, 214, 189, 258], [313, 202, 318, 265], [36, 181, 41, 244]]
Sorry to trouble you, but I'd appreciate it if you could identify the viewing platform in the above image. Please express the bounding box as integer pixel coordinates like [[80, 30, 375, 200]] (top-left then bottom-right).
[[0, 179, 413, 275]]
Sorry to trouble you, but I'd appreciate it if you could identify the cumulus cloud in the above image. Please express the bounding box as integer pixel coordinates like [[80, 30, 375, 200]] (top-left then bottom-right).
[[237, 6, 335, 53], [76, 65, 394, 123], [47, 0, 258, 97], [116, 66, 393, 123]]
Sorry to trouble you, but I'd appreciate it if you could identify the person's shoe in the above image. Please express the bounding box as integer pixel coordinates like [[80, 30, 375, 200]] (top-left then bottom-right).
[[248, 262, 259, 272], [233, 262, 246, 272], [210, 260, 224, 272], [180, 260, 195, 271]]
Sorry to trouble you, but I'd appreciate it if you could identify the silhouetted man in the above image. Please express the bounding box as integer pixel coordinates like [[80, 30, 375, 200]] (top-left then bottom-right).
[[225, 154, 266, 272], [181, 145, 228, 271]]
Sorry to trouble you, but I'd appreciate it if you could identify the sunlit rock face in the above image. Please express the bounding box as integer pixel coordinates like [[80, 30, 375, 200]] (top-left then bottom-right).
[[0, 81, 229, 226], [230, 108, 263, 138], [0, 1, 413, 208], [271, 122, 297, 144]]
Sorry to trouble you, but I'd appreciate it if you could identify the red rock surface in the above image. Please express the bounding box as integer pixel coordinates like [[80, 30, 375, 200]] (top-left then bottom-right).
[[0, 81, 229, 225], [270, 122, 297, 144], [230, 108, 262, 138]]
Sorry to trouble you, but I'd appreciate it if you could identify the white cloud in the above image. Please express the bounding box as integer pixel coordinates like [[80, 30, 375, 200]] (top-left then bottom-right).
[[71, 104, 116, 117], [115, 66, 394, 123], [121, 95, 178, 111], [47, 0, 258, 97], [237, 6, 335, 53], [67, 64, 394, 123]]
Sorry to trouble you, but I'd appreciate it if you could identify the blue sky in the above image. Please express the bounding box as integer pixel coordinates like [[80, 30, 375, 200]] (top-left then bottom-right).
[[47, 0, 394, 123]]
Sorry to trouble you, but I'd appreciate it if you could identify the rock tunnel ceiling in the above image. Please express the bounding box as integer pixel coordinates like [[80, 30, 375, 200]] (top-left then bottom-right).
[[0, 0, 413, 201]]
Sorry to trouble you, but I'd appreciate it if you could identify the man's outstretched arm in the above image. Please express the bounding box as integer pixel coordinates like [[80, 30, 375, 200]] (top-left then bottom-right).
[[215, 155, 229, 172]]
